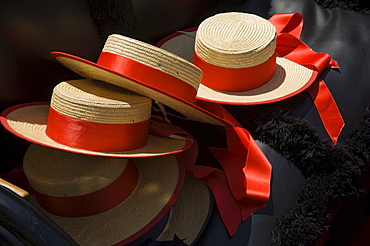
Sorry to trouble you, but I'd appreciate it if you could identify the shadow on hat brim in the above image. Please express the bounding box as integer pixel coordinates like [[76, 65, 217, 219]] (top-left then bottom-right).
[[157, 29, 318, 105], [51, 52, 227, 127], [1, 102, 191, 158], [25, 143, 185, 245], [26, 145, 212, 246], [128, 175, 214, 246]]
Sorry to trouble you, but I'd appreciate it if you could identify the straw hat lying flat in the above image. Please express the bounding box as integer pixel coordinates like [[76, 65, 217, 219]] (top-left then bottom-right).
[[51, 34, 228, 126], [1, 79, 191, 158], [157, 12, 317, 105], [24, 144, 212, 246]]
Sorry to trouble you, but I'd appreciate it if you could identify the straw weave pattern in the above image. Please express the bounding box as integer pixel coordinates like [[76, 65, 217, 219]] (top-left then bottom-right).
[[35, 154, 180, 246], [24, 144, 127, 196], [195, 12, 276, 68], [50, 80, 151, 124], [160, 31, 196, 62], [103, 34, 202, 90], [157, 175, 210, 244]]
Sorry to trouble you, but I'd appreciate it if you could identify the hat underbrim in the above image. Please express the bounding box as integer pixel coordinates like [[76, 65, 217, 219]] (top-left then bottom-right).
[[51, 52, 227, 127], [157, 29, 318, 105], [1, 103, 191, 158]]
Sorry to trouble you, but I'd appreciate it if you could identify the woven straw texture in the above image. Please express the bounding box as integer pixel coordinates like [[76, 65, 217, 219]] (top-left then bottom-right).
[[24, 144, 127, 196], [195, 12, 276, 69], [157, 174, 211, 245], [51, 79, 151, 124], [103, 34, 201, 90], [25, 144, 181, 246], [4, 104, 187, 157], [54, 55, 226, 126], [156, 13, 316, 105], [160, 31, 196, 63]]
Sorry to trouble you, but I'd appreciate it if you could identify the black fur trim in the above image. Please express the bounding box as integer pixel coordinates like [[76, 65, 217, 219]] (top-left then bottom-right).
[[88, 0, 138, 40], [255, 109, 341, 178], [253, 107, 370, 245], [313, 0, 370, 15]]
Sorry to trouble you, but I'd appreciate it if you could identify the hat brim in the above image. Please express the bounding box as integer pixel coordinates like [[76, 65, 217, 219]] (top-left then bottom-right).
[[1, 102, 191, 158], [156, 29, 318, 105], [24, 144, 214, 245], [51, 52, 227, 126], [155, 174, 213, 245], [26, 144, 186, 245]]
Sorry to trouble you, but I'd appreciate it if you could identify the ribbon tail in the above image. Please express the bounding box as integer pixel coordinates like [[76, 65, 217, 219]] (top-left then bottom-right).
[[307, 78, 345, 144], [244, 137, 272, 200], [210, 128, 272, 222], [239, 200, 268, 221], [193, 166, 242, 236], [329, 59, 340, 69], [208, 147, 247, 199]]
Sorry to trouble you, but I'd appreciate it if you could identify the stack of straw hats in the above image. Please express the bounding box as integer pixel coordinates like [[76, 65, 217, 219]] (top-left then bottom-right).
[[24, 143, 212, 245], [1, 36, 217, 244], [0, 11, 315, 245]]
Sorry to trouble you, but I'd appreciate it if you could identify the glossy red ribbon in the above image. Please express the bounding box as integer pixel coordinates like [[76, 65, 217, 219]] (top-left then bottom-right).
[[184, 101, 272, 235], [97, 52, 197, 104], [46, 107, 150, 152], [269, 13, 344, 144], [193, 52, 277, 91], [34, 159, 138, 217]]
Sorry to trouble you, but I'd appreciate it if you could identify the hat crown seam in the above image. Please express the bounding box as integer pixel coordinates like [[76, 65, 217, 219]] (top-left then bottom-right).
[[195, 12, 277, 68]]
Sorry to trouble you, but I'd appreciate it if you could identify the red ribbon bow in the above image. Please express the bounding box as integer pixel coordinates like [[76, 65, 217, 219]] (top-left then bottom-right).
[[269, 13, 344, 144], [179, 101, 272, 236]]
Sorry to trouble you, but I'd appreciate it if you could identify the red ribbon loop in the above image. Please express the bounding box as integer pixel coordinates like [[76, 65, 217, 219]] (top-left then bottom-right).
[[181, 103, 272, 236], [269, 12, 303, 38], [269, 13, 344, 144]]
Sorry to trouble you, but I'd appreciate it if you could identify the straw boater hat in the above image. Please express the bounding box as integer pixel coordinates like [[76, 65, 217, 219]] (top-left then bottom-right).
[[24, 144, 212, 246], [50, 34, 229, 127], [1, 79, 191, 158], [156, 12, 318, 105]]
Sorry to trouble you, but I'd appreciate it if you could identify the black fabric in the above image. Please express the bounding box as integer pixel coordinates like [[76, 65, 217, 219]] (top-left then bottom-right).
[[1, 0, 370, 245], [314, 0, 370, 14]]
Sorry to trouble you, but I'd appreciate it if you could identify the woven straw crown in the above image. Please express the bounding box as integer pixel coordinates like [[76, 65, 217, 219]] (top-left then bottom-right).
[[156, 12, 316, 105], [102, 34, 202, 91], [195, 12, 276, 69], [51, 79, 151, 124]]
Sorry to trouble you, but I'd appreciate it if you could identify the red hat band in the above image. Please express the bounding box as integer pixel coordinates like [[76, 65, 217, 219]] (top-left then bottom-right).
[[97, 51, 198, 104]]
